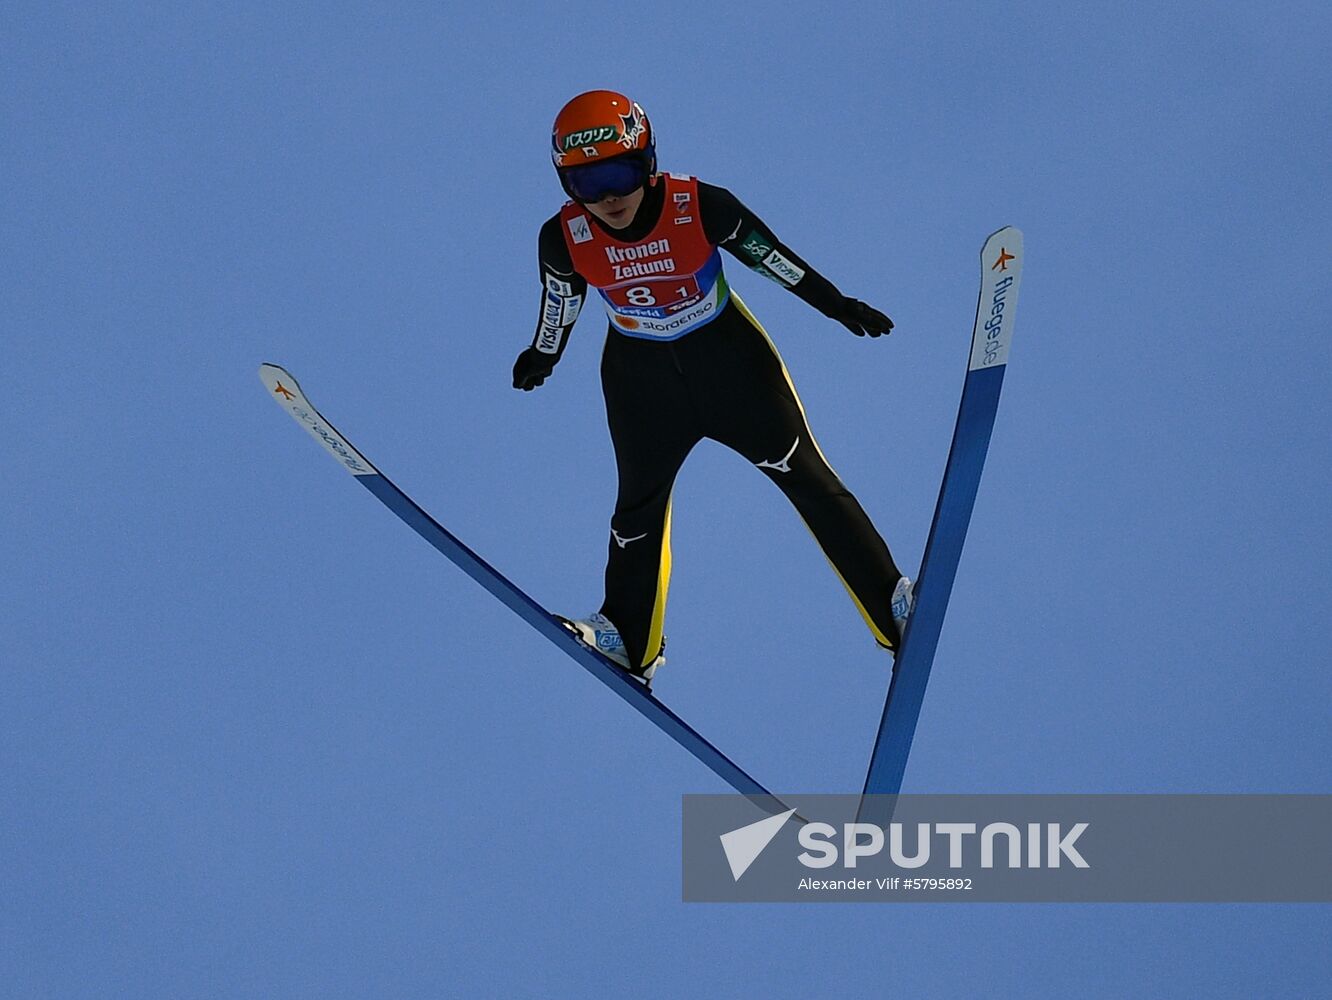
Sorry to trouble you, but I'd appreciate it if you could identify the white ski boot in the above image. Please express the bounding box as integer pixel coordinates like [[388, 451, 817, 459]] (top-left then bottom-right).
[[562, 612, 665, 684], [890, 576, 915, 650]]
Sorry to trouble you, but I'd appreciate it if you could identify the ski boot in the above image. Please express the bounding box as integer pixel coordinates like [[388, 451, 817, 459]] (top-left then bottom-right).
[[889, 576, 915, 651], [561, 612, 665, 686]]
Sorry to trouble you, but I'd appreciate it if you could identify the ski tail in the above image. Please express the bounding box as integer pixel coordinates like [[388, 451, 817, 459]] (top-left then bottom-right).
[[258, 364, 795, 817], [860, 226, 1024, 820]]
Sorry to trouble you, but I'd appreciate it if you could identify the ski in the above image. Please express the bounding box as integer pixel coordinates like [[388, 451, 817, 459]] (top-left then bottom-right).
[[258, 363, 792, 815], [861, 226, 1024, 813]]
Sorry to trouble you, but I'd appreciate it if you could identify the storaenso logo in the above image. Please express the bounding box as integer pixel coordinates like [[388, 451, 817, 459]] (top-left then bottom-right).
[[562, 126, 618, 151], [982, 274, 1016, 367], [615, 297, 715, 335]]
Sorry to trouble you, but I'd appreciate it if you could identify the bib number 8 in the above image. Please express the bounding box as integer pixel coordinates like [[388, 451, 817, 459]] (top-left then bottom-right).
[[626, 286, 656, 306]]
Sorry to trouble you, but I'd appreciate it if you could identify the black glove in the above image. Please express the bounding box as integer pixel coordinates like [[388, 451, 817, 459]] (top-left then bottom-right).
[[512, 347, 556, 391], [834, 297, 894, 337]]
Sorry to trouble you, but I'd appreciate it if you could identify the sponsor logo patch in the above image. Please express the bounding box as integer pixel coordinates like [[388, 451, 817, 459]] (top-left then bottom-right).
[[616, 104, 648, 150], [543, 294, 562, 328], [605, 238, 671, 263], [561, 126, 618, 152], [603, 238, 676, 280], [613, 296, 717, 337], [568, 215, 593, 245], [559, 294, 582, 325], [536, 324, 562, 354], [980, 275, 1014, 367], [761, 248, 806, 286], [612, 258, 677, 280], [739, 230, 773, 263]]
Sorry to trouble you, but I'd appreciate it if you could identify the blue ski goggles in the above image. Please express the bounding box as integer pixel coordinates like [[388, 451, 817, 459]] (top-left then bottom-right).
[[559, 152, 652, 203]]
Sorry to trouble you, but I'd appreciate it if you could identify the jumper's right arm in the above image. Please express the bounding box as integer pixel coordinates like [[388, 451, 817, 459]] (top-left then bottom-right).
[[513, 216, 589, 390]]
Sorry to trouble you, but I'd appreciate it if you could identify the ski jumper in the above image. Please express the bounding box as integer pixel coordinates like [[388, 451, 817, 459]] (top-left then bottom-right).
[[529, 174, 905, 670]]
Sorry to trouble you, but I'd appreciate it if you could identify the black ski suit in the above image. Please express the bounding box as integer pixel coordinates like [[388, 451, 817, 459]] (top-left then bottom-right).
[[515, 175, 904, 670]]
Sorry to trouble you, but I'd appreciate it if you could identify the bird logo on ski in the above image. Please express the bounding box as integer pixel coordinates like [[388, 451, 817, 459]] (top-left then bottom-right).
[[860, 227, 1024, 821]]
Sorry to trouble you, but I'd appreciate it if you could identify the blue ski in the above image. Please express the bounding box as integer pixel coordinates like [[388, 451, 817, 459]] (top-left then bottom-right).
[[861, 227, 1024, 810], [259, 363, 792, 814]]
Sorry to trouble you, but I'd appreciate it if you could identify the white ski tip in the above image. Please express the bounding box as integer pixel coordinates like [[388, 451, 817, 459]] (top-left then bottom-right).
[[969, 227, 1024, 372], [258, 364, 379, 476]]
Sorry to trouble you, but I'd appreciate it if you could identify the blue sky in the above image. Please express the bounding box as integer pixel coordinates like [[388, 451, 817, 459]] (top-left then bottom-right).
[[3, 1, 1329, 996]]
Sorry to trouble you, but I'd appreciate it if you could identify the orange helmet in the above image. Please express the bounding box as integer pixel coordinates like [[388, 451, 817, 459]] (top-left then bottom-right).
[[551, 90, 656, 201]]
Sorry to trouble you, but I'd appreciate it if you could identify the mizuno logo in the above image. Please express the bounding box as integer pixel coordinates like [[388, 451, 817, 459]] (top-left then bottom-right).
[[991, 247, 1015, 271], [757, 437, 799, 474], [612, 528, 649, 548]]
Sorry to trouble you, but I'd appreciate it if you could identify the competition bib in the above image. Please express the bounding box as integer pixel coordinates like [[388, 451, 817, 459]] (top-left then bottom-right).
[[560, 174, 729, 340]]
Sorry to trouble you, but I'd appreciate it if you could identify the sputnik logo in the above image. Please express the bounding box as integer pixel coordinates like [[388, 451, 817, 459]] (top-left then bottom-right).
[[273, 382, 296, 400], [720, 809, 797, 881], [991, 247, 1016, 272]]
